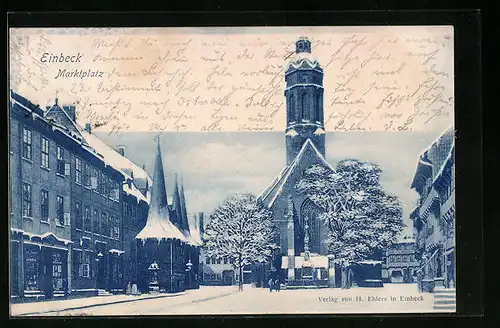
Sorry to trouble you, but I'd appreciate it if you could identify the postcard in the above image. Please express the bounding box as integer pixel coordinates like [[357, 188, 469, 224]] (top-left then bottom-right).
[[9, 26, 455, 316]]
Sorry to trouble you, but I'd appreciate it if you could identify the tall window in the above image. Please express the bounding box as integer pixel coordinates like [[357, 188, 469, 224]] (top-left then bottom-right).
[[101, 212, 108, 237], [93, 209, 99, 234], [75, 158, 82, 184], [22, 183, 32, 217], [206, 257, 210, 265], [301, 94, 309, 120], [123, 202, 129, 217], [84, 163, 91, 188], [288, 95, 295, 123], [315, 93, 321, 122], [84, 206, 91, 231], [22, 127, 32, 160], [57, 146, 65, 175], [113, 216, 120, 239], [41, 138, 49, 169], [40, 189, 49, 221], [57, 195, 64, 225], [75, 202, 82, 229]]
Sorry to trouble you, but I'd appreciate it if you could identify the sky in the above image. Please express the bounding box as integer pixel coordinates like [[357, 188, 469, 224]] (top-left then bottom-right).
[[95, 130, 443, 237]]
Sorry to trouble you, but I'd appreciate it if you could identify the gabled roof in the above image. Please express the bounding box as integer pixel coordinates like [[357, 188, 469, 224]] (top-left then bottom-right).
[[259, 139, 335, 208], [45, 103, 84, 141]]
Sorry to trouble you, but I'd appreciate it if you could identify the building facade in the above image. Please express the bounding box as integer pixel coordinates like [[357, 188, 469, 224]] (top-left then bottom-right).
[[10, 92, 74, 300], [410, 127, 455, 291], [382, 238, 419, 284], [9, 91, 151, 301]]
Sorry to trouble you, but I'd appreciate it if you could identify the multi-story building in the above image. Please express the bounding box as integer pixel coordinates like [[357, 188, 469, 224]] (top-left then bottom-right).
[[410, 126, 455, 291], [382, 237, 419, 283], [10, 92, 74, 301], [9, 91, 151, 300]]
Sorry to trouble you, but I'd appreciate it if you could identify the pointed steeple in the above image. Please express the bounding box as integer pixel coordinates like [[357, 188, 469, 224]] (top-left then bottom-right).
[[136, 139, 187, 242], [179, 176, 190, 236], [150, 138, 168, 214], [171, 173, 182, 227]]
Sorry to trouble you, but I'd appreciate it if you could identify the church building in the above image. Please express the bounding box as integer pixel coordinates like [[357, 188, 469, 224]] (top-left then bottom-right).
[[258, 37, 332, 287], [135, 140, 202, 293]]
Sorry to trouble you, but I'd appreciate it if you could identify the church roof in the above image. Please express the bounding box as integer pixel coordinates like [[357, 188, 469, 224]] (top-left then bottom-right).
[[258, 139, 335, 208]]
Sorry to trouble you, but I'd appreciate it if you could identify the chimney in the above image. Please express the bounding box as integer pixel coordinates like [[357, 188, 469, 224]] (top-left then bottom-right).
[[117, 145, 125, 157], [63, 105, 77, 121], [198, 212, 204, 235], [85, 123, 92, 134]]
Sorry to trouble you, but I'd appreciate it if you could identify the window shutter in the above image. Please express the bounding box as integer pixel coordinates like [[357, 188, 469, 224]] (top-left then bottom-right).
[[65, 163, 71, 176], [64, 212, 71, 226], [90, 177, 98, 190]]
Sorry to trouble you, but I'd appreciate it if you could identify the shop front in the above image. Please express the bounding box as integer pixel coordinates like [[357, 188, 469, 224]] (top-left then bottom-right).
[[10, 230, 72, 301]]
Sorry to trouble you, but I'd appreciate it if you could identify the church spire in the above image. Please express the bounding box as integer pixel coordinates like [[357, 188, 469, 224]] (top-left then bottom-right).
[[179, 176, 190, 236], [150, 138, 168, 214], [172, 173, 181, 225]]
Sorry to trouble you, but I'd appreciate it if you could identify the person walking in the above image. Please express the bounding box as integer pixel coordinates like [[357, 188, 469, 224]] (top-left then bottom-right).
[[268, 278, 274, 292], [275, 279, 280, 292]]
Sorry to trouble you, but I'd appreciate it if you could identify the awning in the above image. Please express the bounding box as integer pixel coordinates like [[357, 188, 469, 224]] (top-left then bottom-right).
[[109, 249, 125, 255]]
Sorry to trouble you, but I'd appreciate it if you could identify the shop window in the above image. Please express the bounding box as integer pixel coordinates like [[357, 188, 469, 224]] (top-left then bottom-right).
[[24, 246, 39, 291]]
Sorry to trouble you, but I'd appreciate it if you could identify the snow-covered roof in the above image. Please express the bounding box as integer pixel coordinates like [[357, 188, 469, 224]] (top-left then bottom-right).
[[109, 249, 125, 255], [357, 260, 383, 265], [259, 139, 335, 208], [281, 255, 328, 269], [79, 128, 152, 204], [411, 127, 455, 190], [135, 213, 188, 242], [432, 141, 454, 185]]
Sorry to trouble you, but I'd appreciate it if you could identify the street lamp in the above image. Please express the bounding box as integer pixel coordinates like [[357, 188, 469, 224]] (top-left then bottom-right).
[[185, 259, 193, 289], [95, 252, 104, 291], [148, 261, 160, 293]]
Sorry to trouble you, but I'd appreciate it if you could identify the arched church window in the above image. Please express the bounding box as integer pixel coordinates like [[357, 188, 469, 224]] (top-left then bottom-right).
[[300, 199, 320, 254], [301, 94, 309, 121]]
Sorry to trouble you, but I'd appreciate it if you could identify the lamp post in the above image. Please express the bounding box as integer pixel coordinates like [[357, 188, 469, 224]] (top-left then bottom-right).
[[95, 252, 104, 291], [185, 259, 193, 289], [148, 261, 160, 293]]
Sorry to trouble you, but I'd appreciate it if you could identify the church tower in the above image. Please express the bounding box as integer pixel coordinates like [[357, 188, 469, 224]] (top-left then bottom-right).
[[284, 37, 326, 165]]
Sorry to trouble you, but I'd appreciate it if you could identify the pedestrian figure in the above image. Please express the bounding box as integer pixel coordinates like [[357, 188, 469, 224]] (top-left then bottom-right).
[[268, 278, 273, 292], [275, 279, 280, 292]]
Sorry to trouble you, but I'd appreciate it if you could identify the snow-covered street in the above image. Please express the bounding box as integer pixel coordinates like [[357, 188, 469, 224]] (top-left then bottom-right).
[[12, 283, 441, 316]]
